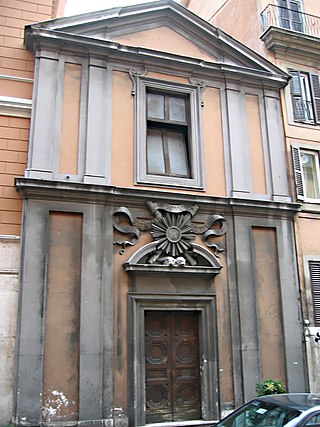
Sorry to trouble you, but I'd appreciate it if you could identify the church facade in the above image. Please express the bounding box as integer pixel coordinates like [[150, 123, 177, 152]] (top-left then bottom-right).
[[14, 1, 306, 425]]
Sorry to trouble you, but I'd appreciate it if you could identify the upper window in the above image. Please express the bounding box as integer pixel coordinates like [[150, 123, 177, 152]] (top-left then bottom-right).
[[147, 91, 190, 178], [278, 0, 303, 32], [135, 78, 204, 189], [292, 146, 320, 201], [289, 70, 320, 125]]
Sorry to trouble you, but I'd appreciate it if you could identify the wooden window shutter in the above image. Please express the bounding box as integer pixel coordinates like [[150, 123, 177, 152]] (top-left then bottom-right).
[[278, 0, 290, 28], [289, 70, 305, 121], [309, 261, 320, 326], [289, 1, 303, 32], [310, 74, 320, 124], [278, 0, 289, 11], [291, 145, 304, 199]]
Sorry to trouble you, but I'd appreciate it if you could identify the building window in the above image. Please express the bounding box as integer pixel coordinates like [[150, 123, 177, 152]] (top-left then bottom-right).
[[289, 70, 320, 124], [308, 261, 320, 327], [135, 78, 204, 189], [278, 0, 303, 32], [147, 91, 190, 178], [291, 146, 320, 201]]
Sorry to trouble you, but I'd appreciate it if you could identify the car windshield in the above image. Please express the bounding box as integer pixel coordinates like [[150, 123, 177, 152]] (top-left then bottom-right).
[[217, 400, 301, 427]]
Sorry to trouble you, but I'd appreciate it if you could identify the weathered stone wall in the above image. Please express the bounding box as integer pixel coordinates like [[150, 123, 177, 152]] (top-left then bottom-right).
[[0, 236, 20, 424]]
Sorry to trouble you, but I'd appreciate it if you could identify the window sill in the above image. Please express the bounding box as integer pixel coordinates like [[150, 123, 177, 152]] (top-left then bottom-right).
[[136, 174, 205, 191], [293, 120, 318, 126], [299, 200, 320, 213]]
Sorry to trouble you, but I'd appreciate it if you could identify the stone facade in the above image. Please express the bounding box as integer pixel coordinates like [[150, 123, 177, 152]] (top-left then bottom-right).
[[1, 1, 314, 426], [11, 2, 308, 426]]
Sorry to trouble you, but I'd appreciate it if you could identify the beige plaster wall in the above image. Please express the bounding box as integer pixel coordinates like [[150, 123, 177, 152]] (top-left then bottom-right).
[[112, 70, 134, 188], [202, 87, 226, 197], [184, 0, 226, 21], [110, 65, 272, 199], [42, 212, 82, 423], [252, 227, 286, 384], [115, 27, 218, 62], [59, 63, 81, 175], [111, 69, 229, 197], [186, 0, 269, 57], [297, 215, 320, 255], [246, 94, 267, 195], [295, 215, 320, 393], [303, 0, 319, 16]]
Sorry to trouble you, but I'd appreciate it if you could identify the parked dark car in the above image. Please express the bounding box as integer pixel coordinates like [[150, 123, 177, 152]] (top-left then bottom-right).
[[216, 394, 320, 427]]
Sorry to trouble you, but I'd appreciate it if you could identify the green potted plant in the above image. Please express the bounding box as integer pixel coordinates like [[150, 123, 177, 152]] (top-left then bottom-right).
[[255, 379, 287, 396]]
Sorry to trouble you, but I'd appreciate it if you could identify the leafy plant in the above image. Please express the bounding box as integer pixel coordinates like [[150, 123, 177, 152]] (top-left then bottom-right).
[[256, 379, 287, 396]]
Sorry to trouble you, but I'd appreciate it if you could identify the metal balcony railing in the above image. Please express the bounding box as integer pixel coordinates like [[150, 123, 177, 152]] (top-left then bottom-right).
[[261, 4, 320, 38]]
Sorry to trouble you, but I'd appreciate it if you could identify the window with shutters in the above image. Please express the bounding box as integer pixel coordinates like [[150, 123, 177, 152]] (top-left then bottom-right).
[[308, 261, 320, 327], [289, 70, 320, 125], [135, 77, 204, 190], [278, 0, 303, 32], [291, 146, 320, 201]]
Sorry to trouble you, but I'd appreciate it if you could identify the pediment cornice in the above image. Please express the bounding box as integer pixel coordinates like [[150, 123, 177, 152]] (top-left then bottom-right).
[[24, 0, 289, 87]]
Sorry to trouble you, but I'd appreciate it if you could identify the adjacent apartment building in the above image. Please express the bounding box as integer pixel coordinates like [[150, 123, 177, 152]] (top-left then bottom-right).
[[1, 0, 316, 425], [183, 0, 320, 394], [0, 0, 66, 424]]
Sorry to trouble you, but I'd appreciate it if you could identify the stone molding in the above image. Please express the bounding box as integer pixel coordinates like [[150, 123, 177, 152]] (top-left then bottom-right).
[[15, 178, 301, 219], [0, 96, 32, 118], [261, 26, 320, 61]]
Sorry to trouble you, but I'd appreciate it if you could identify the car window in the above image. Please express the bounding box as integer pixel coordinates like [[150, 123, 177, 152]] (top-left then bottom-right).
[[218, 401, 301, 427], [305, 413, 320, 427]]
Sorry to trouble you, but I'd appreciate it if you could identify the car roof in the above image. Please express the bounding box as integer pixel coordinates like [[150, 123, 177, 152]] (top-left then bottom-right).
[[257, 394, 320, 412]]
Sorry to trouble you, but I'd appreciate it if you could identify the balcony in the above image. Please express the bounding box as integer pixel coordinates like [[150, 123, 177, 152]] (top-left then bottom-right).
[[260, 4, 320, 59]]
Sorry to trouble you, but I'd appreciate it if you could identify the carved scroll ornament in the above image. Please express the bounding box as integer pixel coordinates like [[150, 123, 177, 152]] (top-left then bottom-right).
[[113, 202, 226, 266]]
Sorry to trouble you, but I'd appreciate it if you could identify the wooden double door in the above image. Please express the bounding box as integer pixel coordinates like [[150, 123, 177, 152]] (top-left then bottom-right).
[[145, 311, 201, 423]]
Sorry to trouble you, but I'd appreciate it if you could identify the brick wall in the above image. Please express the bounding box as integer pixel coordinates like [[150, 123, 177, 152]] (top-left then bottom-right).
[[0, 0, 54, 79], [0, 115, 29, 235], [0, 0, 61, 236]]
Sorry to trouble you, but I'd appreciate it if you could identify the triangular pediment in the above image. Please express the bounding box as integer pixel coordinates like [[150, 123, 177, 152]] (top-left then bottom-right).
[[114, 26, 220, 63], [25, 0, 288, 81]]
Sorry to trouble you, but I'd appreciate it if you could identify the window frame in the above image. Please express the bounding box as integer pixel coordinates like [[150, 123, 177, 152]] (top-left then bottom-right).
[[288, 70, 320, 125], [135, 77, 204, 190], [291, 145, 320, 202]]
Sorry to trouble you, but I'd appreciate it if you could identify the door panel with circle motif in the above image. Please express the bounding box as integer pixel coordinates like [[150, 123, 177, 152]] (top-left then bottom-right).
[[145, 311, 201, 423]]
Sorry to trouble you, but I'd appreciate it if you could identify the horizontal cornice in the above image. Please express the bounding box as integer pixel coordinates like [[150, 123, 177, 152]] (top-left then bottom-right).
[[0, 96, 32, 118], [25, 28, 289, 88], [261, 26, 320, 62], [15, 178, 301, 219]]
